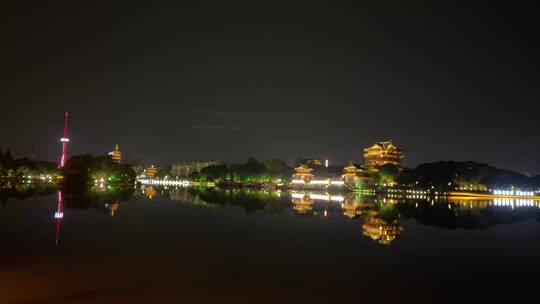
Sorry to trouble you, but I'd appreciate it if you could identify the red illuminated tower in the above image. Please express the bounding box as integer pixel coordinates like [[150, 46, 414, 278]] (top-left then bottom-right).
[[55, 113, 69, 245], [59, 112, 69, 168]]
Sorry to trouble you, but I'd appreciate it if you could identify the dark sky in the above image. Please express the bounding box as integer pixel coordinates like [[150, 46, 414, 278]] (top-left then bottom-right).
[[1, 1, 539, 174]]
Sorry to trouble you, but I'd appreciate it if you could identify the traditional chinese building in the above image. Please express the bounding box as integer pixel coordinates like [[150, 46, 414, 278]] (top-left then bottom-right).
[[363, 140, 404, 170], [342, 162, 360, 184], [292, 164, 315, 182], [341, 161, 371, 185], [109, 144, 122, 164], [144, 165, 158, 178]]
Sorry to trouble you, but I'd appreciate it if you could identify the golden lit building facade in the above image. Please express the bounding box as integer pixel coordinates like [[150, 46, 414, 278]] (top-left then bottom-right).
[[109, 144, 122, 164], [342, 162, 359, 184], [292, 164, 315, 182], [144, 165, 158, 178], [342, 162, 370, 185], [363, 141, 404, 170]]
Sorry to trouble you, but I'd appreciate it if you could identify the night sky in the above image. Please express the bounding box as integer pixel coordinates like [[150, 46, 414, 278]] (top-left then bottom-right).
[[1, 1, 539, 174]]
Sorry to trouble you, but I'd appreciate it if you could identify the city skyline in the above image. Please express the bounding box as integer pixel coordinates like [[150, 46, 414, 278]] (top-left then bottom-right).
[[1, 1, 539, 174], [4, 112, 538, 177]]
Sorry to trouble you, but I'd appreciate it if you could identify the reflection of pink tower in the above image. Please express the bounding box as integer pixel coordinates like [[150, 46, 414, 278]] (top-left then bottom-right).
[[59, 112, 69, 168], [55, 190, 64, 246]]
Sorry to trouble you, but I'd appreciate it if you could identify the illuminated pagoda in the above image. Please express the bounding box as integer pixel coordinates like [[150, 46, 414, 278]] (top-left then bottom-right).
[[109, 144, 122, 164], [144, 165, 158, 178], [363, 140, 404, 170], [292, 164, 315, 183], [342, 161, 371, 185], [342, 161, 360, 184]]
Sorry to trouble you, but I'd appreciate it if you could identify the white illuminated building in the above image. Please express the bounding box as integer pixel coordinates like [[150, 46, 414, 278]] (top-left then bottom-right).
[[138, 178, 191, 187]]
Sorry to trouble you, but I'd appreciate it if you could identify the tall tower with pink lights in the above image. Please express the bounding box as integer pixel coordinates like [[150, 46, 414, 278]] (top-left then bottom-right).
[[55, 112, 69, 245], [59, 112, 69, 168]]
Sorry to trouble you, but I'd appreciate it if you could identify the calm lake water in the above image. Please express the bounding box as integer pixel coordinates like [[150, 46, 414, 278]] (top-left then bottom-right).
[[1, 186, 540, 303]]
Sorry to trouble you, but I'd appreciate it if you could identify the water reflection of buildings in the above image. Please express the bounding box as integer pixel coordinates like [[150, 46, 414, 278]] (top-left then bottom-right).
[[361, 210, 403, 246], [54, 190, 64, 246], [449, 198, 540, 209], [342, 196, 363, 219], [291, 194, 314, 214], [289, 192, 404, 245], [134, 186, 540, 246], [290, 192, 346, 215], [106, 201, 119, 217], [142, 186, 157, 199], [168, 187, 216, 208], [136, 186, 217, 209]]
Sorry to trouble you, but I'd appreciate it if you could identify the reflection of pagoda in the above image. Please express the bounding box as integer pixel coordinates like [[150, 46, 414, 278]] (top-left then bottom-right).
[[143, 186, 157, 199], [342, 197, 363, 219], [291, 194, 314, 213], [361, 211, 403, 245], [292, 164, 315, 182], [107, 201, 119, 217], [169, 188, 215, 208]]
